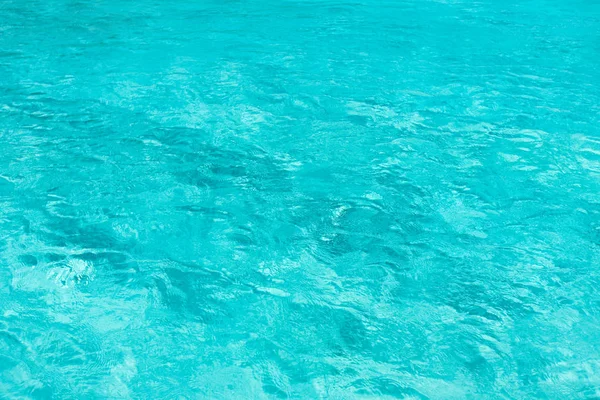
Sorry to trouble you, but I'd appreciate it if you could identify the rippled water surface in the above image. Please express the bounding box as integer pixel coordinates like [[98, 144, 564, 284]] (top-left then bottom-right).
[[1, 0, 600, 398]]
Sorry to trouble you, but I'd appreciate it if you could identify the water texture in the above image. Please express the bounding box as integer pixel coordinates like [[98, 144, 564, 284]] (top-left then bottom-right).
[[1, 0, 600, 398]]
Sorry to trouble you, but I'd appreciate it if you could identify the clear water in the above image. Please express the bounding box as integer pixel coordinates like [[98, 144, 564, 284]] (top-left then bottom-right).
[[1, 0, 599, 398]]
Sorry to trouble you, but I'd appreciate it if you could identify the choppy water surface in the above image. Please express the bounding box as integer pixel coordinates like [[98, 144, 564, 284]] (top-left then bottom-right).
[[1, 0, 600, 398]]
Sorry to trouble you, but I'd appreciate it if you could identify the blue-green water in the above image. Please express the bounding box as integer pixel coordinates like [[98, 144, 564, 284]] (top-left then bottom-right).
[[1, 0, 599, 398]]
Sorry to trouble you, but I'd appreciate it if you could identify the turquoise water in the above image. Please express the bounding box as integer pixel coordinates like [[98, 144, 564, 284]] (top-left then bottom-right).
[[1, 0, 600, 398]]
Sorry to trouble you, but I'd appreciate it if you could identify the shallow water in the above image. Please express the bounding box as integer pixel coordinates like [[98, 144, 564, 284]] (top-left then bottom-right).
[[1, 0, 600, 398]]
